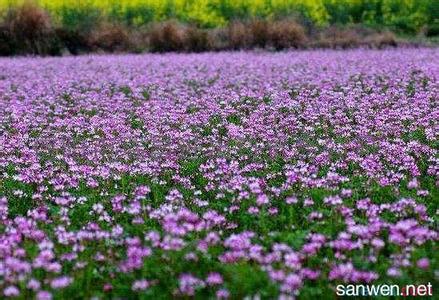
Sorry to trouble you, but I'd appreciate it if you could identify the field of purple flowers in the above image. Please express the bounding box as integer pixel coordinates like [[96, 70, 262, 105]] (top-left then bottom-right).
[[0, 49, 438, 299]]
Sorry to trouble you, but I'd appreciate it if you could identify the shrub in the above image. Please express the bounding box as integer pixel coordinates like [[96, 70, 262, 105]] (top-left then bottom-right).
[[88, 23, 132, 53], [0, 26, 15, 56], [227, 21, 252, 49], [1, 2, 61, 55], [249, 19, 269, 48], [366, 31, 397, 49], [55, 28, 90, 55], [425, 23, 439, 37], [207, 28, 229, 51], [185, 26, 209, 52], [268, 20, 307, 50], [148, 21, 186, 52], [315, 26, 362, 49]]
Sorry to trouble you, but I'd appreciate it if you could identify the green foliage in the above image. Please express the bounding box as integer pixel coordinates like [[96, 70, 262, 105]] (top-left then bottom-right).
[[56, 5, 102, 32], [1, 0, 435, 33]]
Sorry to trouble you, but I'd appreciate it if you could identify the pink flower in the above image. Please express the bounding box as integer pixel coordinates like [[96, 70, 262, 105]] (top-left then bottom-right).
[[248, 206, 259, 214], [50, 276, 72, 289], [132, 279, 150, 291], [36, 291, 52, 300], [178, 274, 205, 296], [206, 272, 223, 285], [387, 267, 402, 277], [216, 289, 230, 299], [27, 279, 41, 291], [268, 207, 278, 215], [4, 286, 19, 297], [281, 274, 302, 293], [407, 178, 418, 189], [416, 258, 429, 269], [324, 195, 342, 206], [103, 283, 113, 292], [256, 194, 269, 206], [286, 196, 298, 204], [340, 189, 352, 198]]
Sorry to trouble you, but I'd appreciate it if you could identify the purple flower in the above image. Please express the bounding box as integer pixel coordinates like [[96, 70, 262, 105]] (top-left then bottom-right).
[[132, 279, 150, 291], [4, 286, 19, 297], [256, 194, 269, 206], [387, 267, 402, 277], [178, 274, 205, 296], [216, 288, 230, 299], [36, 291, 52, 300], [285, 196, 298, 204], [416, 258, 429, 269], [206, 272, 223, 285], [50, 276, 72, 289]]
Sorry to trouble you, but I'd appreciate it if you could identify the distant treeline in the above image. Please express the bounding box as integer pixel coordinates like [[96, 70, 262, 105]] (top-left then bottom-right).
[[0, 0, 437, 55], [1, 0, 437, 32]]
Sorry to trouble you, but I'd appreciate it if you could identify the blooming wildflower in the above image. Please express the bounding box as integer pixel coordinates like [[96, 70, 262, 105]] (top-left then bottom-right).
[[206, 272, 223, 285], [387, 268, 402, 277], [36, 291, 52, 300], [324, 195, 342, 206], [4, 286, 19, 297], [50, 276, 72, 289], [416, 258, 429, 269], [178, 274, 205, 296], [27, 279, 41, 290], [285, 196, 298, 204], [132, 280, 150, 291], [216, 289, 230, 299], [256, 194, 269, 206]]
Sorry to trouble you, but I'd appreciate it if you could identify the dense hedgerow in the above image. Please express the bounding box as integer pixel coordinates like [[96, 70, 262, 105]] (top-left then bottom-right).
[[0, 49, 438, 299], [0, 1, 436, 55], [0, 12, 399, 56], [1, 0, 437, 31]]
